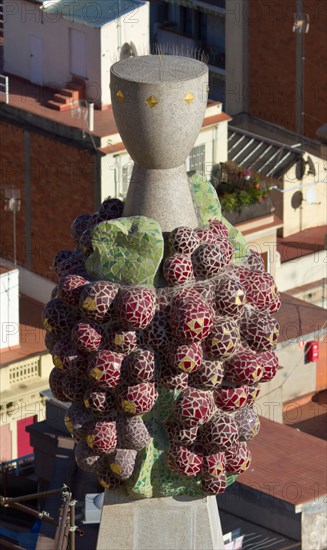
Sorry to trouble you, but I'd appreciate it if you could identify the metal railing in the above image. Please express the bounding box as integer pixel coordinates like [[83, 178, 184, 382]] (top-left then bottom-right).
[[0, 454, 34, 475], [0, 74, 9, 104]]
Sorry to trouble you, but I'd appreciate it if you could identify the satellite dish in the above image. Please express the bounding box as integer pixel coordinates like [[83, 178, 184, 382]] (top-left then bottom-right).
[[291, 190, 303, 209], [306, 156, 316, 176], [120, 42, 138, 60], [295, 157, 305, 180]]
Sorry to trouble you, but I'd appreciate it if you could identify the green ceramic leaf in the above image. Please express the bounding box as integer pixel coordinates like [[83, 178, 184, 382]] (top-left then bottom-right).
[[85, 216, 164, 286]]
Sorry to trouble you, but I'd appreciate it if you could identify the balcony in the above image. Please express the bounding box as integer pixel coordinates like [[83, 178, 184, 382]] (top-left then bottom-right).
[[212, 161, 277, 225], [155, 26, 225, 70]]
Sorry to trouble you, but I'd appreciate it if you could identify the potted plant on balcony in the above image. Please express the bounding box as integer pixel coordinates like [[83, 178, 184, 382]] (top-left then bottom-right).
[[211, 161, 275, 225]]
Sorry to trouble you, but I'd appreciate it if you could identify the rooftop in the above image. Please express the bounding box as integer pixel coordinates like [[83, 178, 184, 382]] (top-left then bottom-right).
[[228, 125, 302, 180], [0, 294, 47, 367], [277, 224, 327, 263], [0, 261, 16, 275], [240, 416, 327, 511], [1, 75, 227, 144], [43, 0, 146, 28], [275, 292, 327, 343], [231, 113, 327, 161]]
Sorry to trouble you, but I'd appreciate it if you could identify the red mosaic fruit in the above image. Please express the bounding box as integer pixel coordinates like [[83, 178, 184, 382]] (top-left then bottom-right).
[[202, 451, 226, 478], [202, 317, 240, 360], [214, 384, 248, 412], [245, 249, 265, 271], [192, 280, 216, 311], [155, 287, 176, 311], [86, 419, 117, 454], [71, 321, 102, 352], [45, 332, 60, 354], [225, 347, 264, 385], [174, 388, 214, 427], [52, 249, 86, 278], [165, 420, 198, 446], [225, 442, 252, 474], [108, 448, 137, 480], [170, 342, 203, 374], [168, 226, 200, 255], [194, 227, 218, 245], [88, 350, 124, 389], [58, 274, 89, 306], [162, 254, 195, 286], [142, 310, 173, 350], [117, 287, 156, 330], [70, 213, 93, 243], [123, 349, 155, 383], [160, 362, 189, 391], [117, 415, 152, 451], [51, 285, 59, 299], [84, 387, 116, 415], [65, 403, 95, 438], [79, 228, 93, 257], [215, 278, 247, 318], [106, 329, 138, 354], [239, 270, 279, 312], [233, 406, 260, 441], [42, 299, 78, 336], [119, 382, 158, 415], [79, 281, 119, 323], [170, 295, 213, 343], [201, 472, 227, 494], [267, 293, 281, 313], [75, 439, 106, 473], [189, 359, 224, 390], [192, 241, 233, 279], [98, 197, 124, 219], [167, 444, 203, 477], [97, 466, 123, 490], [52, 339, 88, 376], [257, 350, 279, 382], [199, 412, 239, 453], [246, 384, 260, 406], [208, 219, 229, 240], [62, 374, 90, 402], [49, 367, 70, 402], [241, 310, 279, 352]]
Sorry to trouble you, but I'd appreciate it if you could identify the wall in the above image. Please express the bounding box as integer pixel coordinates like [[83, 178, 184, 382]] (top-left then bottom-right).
[[0, 351, 52, 460], [18, 264, 55, 304], [0, 119, 97, 280], [275, 250, 327, 292], [280, 154, 327, 237], [101, 2, 149, 106], [0, 268, 19, 349], [247, 0, 327, 139], [302, 507, 327, 550], [3, 0, 101, 101]]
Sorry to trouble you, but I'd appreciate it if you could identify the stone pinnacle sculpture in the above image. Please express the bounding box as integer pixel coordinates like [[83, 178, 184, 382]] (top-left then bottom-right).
[[110, 55, 208, 231], [43, 55, 281, 549]]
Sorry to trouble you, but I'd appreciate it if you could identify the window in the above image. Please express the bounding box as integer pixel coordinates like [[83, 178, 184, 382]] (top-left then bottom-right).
[[189, 144, 206, 173], [209, 71, 225, 102], [181, 6, 193, 36], [122, 161, 134, 196]]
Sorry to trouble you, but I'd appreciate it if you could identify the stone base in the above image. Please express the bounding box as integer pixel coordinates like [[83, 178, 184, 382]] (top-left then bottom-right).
[[122, 163, 199, 233], [96, 490, 224, 550]]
